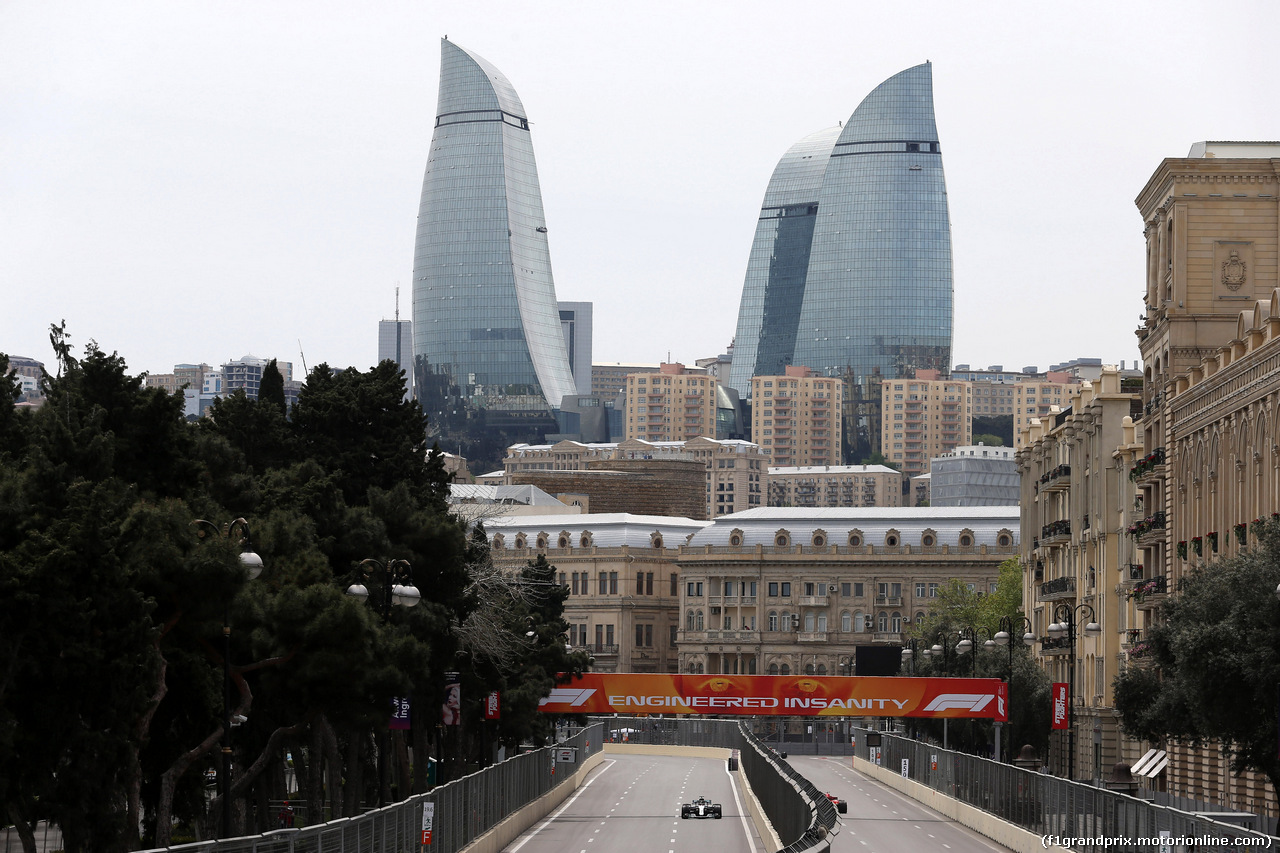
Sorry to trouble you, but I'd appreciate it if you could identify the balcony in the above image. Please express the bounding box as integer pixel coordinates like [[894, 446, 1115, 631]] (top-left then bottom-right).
[[797, 631, 828, 642], [1039, 464, 1072, 493], [1129, 511, 1167, 545], [871, 632, 902, 643], [1132, 574, 1168, 611], [799, 595, 828, 607], [1038, 635, 1072, 655], [584, 644, 619, 657], [1037, 575, 1076, 602], [1130, 447, 1166, 483], [1041, 520, 1071, 547], [874, 596, 903, 607]]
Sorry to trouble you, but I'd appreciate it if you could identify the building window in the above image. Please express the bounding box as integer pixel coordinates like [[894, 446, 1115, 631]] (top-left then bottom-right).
[[915, 582, 926, 597], [841, 582, 852, 596], [929, 583, 939, 597], [841, 611, 852, 632], [671, 573, 678, 596], [647, 573, 654, 595], [781, 582, 791, 597], [768, 582, 779, 597], [768, 611, 778, 631], [599, 573, 608, 595]]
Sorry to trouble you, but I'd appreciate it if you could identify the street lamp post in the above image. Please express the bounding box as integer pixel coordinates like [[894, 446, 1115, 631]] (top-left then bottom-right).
[[992, 616, 1034, 763], [346, 558, 420, 805], [192, 518, 263, 840], [1048, 604, 1100, 781]]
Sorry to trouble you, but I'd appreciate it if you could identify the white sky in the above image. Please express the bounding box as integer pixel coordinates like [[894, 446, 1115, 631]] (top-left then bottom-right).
[[3, 1, 1276, 382]]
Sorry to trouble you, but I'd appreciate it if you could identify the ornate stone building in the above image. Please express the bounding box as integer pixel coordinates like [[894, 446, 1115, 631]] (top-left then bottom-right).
[[674, 507, 1018, 676]]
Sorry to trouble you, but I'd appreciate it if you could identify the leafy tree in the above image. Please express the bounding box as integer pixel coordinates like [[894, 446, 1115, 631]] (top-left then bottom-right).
[[972, 433, 1004, 447], [258, 359, 286, 415], [1114, 522, 1280, 814], [971, 415, 1013, 448]]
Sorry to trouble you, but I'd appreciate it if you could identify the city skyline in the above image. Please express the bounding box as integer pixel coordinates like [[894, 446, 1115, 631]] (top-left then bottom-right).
[[3, 2, 1276, 380]]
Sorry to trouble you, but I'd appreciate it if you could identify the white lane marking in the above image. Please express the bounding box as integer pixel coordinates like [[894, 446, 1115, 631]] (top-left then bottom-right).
[[508, 758, 615, 853], [723, 755, 759, 853]]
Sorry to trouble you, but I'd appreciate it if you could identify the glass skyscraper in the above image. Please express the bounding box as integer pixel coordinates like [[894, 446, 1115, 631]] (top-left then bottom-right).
[[412, 39, 577, 414], [727, 62, 953, 395]]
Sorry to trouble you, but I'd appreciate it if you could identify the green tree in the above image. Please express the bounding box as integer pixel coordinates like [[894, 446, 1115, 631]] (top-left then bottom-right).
[[258, 359, 287, 415], [1114, 522, 1280, 814], [971, 415, 1013, 448]]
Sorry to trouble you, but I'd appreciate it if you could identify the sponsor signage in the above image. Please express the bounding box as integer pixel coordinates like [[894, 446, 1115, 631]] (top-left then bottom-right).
[[484, 691, 501, 721], [537, 674, 1008, 719], [390, 696, 411, 731], [421, 802, 434, 846], [1052, 682, 1070, 730]]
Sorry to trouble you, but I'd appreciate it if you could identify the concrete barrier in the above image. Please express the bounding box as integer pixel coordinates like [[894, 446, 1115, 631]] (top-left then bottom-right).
[[461, 749, 606, 853], [851, 755, 1071, 853]]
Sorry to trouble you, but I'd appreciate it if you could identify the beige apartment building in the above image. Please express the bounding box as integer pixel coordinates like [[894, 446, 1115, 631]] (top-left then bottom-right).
[[1127, 142, 1280, 814], [1011, 375, 1083, 448], [1015, 367, 1142, 782], [750, 366, 843, 468], [879, 369, 973, 476], [674, 507, 1019, 675], [624, 363, 717, 443], [504, 437, 767, 518], [766, 465, 905, 508], [484, 514, 710, 674]]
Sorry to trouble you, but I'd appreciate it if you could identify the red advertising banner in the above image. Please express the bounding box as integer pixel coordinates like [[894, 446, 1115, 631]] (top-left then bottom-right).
[[538, 673, 1008, 720], [1052, 682, 1069, 730], [484, 691, 501, 720]]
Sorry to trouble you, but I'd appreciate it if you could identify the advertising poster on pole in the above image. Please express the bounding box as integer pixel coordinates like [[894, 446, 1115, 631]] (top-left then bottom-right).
[[1052, 682, 1069, 730]]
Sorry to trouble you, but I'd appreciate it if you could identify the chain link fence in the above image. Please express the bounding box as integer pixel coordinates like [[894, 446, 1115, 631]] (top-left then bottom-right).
[[140, 723, 604, 853], [853, 727, 1277, 853]]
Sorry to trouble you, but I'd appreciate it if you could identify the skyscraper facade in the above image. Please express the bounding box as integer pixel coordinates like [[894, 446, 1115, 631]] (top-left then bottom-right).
[[378, 319, 413, 401], [411, 39, 576, 417], [727, 63, 953, 396]]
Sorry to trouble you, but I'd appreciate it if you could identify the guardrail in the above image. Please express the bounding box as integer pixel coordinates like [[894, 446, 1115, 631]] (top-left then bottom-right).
[[852, 727, 1276, 853], [137, 723, 604, 853]]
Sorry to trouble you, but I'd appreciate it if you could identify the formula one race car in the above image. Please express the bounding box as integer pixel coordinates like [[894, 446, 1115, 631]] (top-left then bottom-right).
[[681, 796, 723, 819], [825, 792, 848, 814]]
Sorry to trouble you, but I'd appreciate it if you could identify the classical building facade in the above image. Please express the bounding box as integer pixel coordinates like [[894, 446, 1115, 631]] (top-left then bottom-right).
[[674, 507, 1018, 676], [879, 369, 973, 476], [1128, 142, 1280, 814], [727, 62, 952, 396], [766, 465, 904, 508], [485, 514, 711, 674], [749, 366, 842, 467], [411, 40, 576, 421], [1015, 368, 1142, 782]]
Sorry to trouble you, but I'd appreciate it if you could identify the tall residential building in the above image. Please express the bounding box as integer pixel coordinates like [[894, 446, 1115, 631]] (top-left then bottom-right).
[[728, 63, 952, 396], [411, 40, 576, 419], [592, 363, 660, 398], [1011, 374, 1082, 448], [558, 302, 593, 397], [624, 363, 717, 443], [879, 369, 972, 477], [378, 318, 413, 401], [749, 366, 843, 468], [222, 355, 292, 400]]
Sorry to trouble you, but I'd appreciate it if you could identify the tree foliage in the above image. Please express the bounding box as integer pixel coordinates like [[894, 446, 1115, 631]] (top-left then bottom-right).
[[1114, 523, 1280, 799]]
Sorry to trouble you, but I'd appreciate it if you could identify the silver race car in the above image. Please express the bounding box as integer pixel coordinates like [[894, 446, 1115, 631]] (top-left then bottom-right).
[[680, 796, 723, 819]]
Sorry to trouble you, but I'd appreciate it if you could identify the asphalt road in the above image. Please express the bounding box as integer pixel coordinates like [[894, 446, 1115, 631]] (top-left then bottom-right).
[[504, 753, 759, 853], [789, 755, 1015, 853]]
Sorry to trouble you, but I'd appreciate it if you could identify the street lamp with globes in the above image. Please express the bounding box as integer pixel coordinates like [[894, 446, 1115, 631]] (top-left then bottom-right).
[[1047, 604, 1100, 780], [191, 518, 262, 839]]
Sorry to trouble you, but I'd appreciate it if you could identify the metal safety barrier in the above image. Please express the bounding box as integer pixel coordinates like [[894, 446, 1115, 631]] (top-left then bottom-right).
[[853, 727, 1278, 853]]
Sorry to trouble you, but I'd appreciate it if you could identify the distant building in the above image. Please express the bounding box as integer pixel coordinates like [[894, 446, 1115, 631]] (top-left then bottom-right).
[[485, 514, 712, 673], [592, 362, 660, 398], [1011, 374, 1081, 447], [676, 507, 1019, 676], [624, 363, 717, 443], [503, 436, 767, 518], [879, 369, 972, 477], [750, 366, 842, 468], [378, 319, 413, 400], [929, 444, 1018, 506], [558, 302, 593, 397], [767, 465, 904, 508], [222, 355, 293, 401], [448, 483, 579, 522]]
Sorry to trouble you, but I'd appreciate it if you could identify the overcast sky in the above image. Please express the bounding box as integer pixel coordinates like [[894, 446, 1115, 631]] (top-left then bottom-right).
[[3, 1, 1276, 383]]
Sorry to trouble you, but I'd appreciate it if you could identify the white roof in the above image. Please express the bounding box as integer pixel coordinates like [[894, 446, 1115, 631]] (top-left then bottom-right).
[[768, 464, 899, 475], [449, 484, 567, 507], [687, 506, 1017, 548], [484, 513, 711, 548]]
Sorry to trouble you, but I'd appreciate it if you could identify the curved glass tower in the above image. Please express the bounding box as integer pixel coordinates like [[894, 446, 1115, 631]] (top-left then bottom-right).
[[728, 62, 952, 394], [412, 39, 577, 412]]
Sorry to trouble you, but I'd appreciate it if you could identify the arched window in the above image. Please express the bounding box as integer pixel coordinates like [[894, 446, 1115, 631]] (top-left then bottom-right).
[[922, 533, 935, 547], [878, 611, 888, 632], [891, 612, 902, 632], [650, 531, 664, 549], [514, 533, 527, 549], [557, 534, 570, 549], [886, 533, 898, 547], [816, 664, 827, 675], [780, 664, 791, 676], [695, 610, 704, 631], [841, 611, 852, 632], [686, 610, 695, 630], [774, 529, 790, 547], [768, 611, 778, 631], [768, 663, 779, 675], [536, 533, 548, 550], [805, 663, 816, 675], [812, 530, 827, 547], [848, 530, 863, 547], [817, 613, 828, 632], [781, 611, 792, 631], [492, 534, 504, 550], [854, 610, 866, 632], [580, 531, 593, 548], [998, 534, 1012, 547], [960, 534, 972, 547], [915, 611, 926, 624]]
